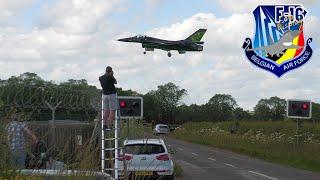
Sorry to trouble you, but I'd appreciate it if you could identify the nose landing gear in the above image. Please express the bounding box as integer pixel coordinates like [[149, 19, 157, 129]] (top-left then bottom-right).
[[167, 51, 172, 57]]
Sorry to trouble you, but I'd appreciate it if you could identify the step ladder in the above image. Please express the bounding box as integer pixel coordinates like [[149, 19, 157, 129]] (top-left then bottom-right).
[[101, 95, 123, 180]]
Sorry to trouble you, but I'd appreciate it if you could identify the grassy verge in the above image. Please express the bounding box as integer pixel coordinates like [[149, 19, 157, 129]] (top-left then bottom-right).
[[170, 121, 320, 172], [174, 163, 183, 177]]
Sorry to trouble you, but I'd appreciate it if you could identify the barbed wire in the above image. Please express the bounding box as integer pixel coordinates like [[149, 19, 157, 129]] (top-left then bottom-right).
[[0, 84, 102, 121]]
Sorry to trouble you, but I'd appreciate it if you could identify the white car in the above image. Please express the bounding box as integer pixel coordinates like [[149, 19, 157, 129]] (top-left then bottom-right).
[[154, 124, 170, 135], [118, 138, 174, 180]]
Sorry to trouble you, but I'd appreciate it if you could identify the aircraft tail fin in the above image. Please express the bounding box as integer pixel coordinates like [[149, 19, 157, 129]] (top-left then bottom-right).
[[186, 29, 207, 42]]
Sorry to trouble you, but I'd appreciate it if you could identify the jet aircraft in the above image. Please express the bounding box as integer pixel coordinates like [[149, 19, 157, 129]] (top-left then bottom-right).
[[118, 29, 207, 57], [247, 30, 304, 57]]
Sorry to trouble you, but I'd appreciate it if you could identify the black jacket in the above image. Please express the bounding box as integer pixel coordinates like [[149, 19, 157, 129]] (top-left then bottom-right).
[[99, 74, 116, 95]]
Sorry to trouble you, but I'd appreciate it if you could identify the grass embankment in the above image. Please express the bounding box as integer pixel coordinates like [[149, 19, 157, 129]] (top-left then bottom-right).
[[170, 121, 320, 172], [173, 163, 183, 177]]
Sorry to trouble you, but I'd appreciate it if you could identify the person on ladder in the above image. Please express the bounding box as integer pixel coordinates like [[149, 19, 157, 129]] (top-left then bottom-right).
[[99, 66, 118, 131]]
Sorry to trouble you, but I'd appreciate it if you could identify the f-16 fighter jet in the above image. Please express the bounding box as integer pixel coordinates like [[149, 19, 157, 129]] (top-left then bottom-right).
[[118, 29, 207, 57], [248, 30, 304, 57]]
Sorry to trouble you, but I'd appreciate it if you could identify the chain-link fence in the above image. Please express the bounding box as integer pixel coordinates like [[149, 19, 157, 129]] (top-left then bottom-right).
[[0, 84, 99, 121], [0, 82, 116, 179], [0, 82, 160, 180]]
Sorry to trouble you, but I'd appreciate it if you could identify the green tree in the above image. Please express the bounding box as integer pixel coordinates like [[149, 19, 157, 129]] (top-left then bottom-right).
[[176, 104, 201, 124], [254, 99, 270, 120], [116, 87, 140, 96], [0, 73, 98, 121], [268, 96, 286, 121], [206, 94, 238, 121], [156, 83, 187, 124], [234, 107, 251, 120], [143, 90, 160, 123], [254, 96, 286, 121], [311, 102, 320, 123], [144, 82, 187, 124]]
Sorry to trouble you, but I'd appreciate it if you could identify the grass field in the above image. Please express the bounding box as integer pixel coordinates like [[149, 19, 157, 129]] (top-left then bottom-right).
[[170, 121, 320, 172]]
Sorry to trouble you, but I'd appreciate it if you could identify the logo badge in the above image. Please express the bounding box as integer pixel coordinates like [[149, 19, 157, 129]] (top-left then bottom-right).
[[243, 5, 313, 77]]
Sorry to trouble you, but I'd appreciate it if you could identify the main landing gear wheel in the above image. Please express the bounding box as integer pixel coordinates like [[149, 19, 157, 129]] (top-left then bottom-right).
[[143, 51, 146, 54], [167, 52, 172, 57]]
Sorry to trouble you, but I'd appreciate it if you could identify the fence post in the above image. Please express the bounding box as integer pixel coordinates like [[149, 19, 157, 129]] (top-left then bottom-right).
[[45, 101, 62, 153]]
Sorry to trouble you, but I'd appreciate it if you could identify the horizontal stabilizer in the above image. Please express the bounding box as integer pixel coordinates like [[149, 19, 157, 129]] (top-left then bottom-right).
[[195, 41, 204, 44]]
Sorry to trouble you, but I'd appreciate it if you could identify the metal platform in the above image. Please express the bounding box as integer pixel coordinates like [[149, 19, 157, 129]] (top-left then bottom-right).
[[16, 169, 114, 179]]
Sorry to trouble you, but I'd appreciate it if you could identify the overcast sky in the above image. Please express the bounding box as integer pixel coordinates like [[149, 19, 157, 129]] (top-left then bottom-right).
[[0, 0, 319, 110]]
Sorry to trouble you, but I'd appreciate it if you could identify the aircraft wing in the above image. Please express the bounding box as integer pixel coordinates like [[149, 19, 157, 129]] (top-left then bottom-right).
[[142, 41, 184, 51], [247, 46, 268, 51], [143, 41, 181, 46]]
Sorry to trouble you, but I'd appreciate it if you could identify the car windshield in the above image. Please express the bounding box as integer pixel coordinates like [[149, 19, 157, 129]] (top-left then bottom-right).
[[125, 144, 165, 155], [159, 126, 168, 129]]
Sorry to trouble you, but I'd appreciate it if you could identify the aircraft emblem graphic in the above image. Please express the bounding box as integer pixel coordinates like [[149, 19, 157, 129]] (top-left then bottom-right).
[[243, 5, 313, 77]]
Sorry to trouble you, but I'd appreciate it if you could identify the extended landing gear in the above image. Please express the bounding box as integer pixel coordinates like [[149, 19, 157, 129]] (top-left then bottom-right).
[[167, 51, 172, 57], [143, 51, 146, 55]]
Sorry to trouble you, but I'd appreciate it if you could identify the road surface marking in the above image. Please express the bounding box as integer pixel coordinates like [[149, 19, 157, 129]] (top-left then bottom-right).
[[229, 156, 246, 161], [224, 163, 237, 168], [208, 157, 216, 161], [209, 149, 219, 153], [248, 171, 278, 180], [191, 153, 198, 156], [178, 147, 183, 151], [167, 144, 172, 147]]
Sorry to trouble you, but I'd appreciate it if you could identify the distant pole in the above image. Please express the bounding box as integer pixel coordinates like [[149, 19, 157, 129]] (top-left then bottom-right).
[[45, 101, 62, 151], [127, 119, 130, 138], [295, 118, 302, 145], [296, 119, 299, 145], [45, 101, 62, 121], [313, 118, 315, 127]]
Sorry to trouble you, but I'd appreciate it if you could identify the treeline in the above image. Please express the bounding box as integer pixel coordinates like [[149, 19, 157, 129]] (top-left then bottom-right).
[[142, 83, 320, 124], [0, 73, 136, 121], [1, 73, 319, 123], [143, 83, 251, 124], [0, 73, 97, 121]]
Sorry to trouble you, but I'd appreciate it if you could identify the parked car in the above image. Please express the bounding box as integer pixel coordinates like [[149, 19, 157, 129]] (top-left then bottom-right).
[[118, 138, 174, 180], [154, 124, 170, 135]]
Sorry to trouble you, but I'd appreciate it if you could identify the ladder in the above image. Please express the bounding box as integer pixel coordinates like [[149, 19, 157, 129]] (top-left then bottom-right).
[[101, 95, 121, 180]]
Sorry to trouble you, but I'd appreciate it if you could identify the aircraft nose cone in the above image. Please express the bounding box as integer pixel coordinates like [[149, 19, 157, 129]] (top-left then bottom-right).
[[118, 38, 130, 42]]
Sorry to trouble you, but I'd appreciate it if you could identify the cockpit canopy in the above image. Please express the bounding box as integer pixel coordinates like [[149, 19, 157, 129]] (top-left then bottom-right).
[[134, 35, 147, 38]]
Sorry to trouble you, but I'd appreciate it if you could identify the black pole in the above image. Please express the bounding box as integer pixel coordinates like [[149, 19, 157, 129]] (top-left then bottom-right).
[[127, 119, 130, 139], [296, 118, 302, 145]]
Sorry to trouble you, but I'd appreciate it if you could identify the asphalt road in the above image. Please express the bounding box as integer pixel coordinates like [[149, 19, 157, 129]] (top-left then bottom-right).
[[161, 137, 320, 180]]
